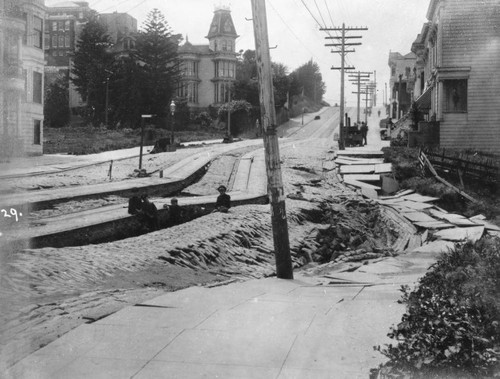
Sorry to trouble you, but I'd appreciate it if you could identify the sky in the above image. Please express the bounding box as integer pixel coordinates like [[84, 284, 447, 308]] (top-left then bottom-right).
[[47, 0, 431, 106]]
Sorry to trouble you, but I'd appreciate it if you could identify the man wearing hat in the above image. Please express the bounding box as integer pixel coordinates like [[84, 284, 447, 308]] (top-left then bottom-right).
[[140, 194, 159, 230], [214, 185, 231, 213]]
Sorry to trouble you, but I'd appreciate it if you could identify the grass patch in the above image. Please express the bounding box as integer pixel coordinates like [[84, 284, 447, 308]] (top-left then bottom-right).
[[375, 237, 500, 378], [382, 147, 500, 221], [43, 126, 226, 155]]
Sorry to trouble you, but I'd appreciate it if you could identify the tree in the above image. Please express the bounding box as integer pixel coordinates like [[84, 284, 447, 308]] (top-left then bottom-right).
[[71, 14, 113, 125], [272, 62, 290, 107], [290, 59, 325, 103], [233, 49, 290, 108], [44, 74, 69, 128], [134, 9, 182, 125]]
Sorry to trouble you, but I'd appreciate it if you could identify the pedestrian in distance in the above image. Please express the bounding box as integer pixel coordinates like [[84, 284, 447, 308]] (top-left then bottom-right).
[[128, 188, 143, 215], [360, 122, 368, 146], [214, 185, 231, 213], [141, 194, 159, 231]]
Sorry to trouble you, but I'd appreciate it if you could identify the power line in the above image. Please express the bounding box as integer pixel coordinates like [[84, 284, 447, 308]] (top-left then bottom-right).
[[268, 0, 317, 58], [100, 0, 136, 13]]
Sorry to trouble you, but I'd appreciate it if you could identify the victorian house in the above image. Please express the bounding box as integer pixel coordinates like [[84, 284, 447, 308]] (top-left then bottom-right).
[[1, 0, 46, 156], [411, 0, 500, 151], [177, 6, 238, 111], [388, 51, 417, 120]]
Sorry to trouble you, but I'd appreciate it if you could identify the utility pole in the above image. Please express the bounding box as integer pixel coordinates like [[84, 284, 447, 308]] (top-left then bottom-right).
[[322, 24, 367, 149], [227, 82, 232, 137], [348, 71, 371, 124], [251, 0, 293, 279]]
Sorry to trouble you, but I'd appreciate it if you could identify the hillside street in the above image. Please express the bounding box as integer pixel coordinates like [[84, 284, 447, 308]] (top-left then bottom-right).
[[0, 107, 445, 378]]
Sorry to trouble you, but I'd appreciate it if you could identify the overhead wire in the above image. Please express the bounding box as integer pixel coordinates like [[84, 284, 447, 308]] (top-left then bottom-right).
[[267, 0, 318, 59], [99, 0, 136, 13]]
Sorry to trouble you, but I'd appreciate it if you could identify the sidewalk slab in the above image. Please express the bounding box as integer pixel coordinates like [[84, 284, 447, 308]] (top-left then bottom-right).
[[6, 241, 443, 379]]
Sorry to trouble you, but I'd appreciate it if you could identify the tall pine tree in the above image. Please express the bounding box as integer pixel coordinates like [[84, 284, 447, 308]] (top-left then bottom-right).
[[71, 14, 113, 125], [134, 9, 181, 124]]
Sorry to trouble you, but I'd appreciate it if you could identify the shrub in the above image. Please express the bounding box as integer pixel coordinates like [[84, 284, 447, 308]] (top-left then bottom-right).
[[375, 237, 500, 378]]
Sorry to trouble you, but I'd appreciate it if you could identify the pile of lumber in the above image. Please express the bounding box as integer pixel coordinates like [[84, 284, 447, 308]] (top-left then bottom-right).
[[333, 150, 393, 197], [375, 189, 500, 251]]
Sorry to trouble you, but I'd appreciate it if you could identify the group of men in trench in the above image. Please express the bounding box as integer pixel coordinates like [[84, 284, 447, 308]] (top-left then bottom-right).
[[127, 185, 231, 232]]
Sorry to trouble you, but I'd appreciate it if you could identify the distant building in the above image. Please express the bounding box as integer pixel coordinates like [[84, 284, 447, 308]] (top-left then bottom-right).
[[45, 1, 94, 113], [387, 51, 417, 120], [99, 11, 137, 56], [177, 6, 238, 111], [411, 0, 500, 151], [44, 3, 137, 120], [1, 0, 46, 156]]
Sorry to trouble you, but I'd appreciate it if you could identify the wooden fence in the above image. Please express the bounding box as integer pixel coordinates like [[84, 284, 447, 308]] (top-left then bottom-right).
[[422, 148, 499, 185]]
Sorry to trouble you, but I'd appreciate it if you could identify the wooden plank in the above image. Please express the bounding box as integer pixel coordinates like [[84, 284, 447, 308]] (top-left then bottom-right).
[[402, 212, 437, 223], [412, 240, 456, 254], [374, 163, 393, 173], [340, 165, 375, 174], [400, 194, 440, 203], [406, 234, 422, 251], [467, 218, 500, 231], [434, 226, 485, 243], [398, 201, 435, 211], [427, 210, 479, 226], [414, 221, 455, 229], [343, 174, 380, 182], [361, 187, 379, 199], [343, 177, 381, 190], [334, 157, 384, 165], [336, 150, 384, 157]]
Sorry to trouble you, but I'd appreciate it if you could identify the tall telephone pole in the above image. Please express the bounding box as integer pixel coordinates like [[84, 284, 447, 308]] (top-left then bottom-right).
[[322, 24, 367, 149], [348, 71, 371, 124], [251, 0, 293, 279]]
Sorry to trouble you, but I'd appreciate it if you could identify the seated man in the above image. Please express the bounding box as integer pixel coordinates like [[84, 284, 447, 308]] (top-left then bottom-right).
[[164, 197, 183, 226], [128, 188, 143, 215], [214, 185, 231, 213], [141, 194, 159, 231]]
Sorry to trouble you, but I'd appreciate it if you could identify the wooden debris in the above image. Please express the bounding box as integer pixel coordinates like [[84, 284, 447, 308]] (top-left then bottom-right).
[[413, 221, 455, 230], [428, 209, 479, 226], [336, 150, 384, 157], [400, 194, 440, 203], [398, 201, 434, 211], [374, 163, 393, 173], [343, 177, 381, 191], [434, 226, 485, 243], [334, 157, 384, 165], [402, 212, 437, 223], [412, 240, 456, 254], [361, 187, 378, 199], [340, 165, 375, 174], [343, 174, 380, 182], [405, 234, 422, 251]]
